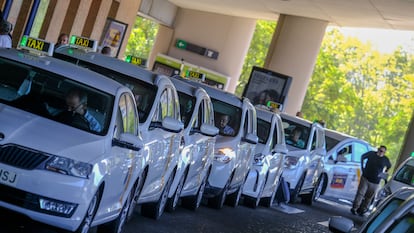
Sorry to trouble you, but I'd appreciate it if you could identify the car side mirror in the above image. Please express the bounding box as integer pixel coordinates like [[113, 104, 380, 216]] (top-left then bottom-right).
[[243, 133, 258, 144], [162, 117, 184, 133], [200, 123, 219, 137], [328, 216, 354, 233]]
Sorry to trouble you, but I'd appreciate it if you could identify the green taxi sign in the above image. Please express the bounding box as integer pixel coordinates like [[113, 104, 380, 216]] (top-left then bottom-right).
[[266, 101, 282, 110], [125, 55, 147, 67], [69, 35, 98, 52], [185, 70, 205, 80], [411, 151, 414, 157], [19, 35, 54, 56]]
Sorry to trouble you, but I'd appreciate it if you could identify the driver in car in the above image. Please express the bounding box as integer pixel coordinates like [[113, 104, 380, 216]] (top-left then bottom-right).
[[57, 88, 102, 132]]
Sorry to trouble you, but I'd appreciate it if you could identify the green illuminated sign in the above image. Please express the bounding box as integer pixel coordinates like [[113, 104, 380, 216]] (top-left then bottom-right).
[[176, 39, 187, 49]]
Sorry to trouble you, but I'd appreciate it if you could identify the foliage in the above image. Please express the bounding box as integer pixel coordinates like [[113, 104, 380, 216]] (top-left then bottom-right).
[[235, 20, 276, 96], [125, 16, 159, 59], [302, 28, 414, 165]]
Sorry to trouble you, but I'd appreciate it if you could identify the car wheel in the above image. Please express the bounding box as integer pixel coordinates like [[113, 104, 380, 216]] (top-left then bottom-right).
[[99, 184, 135, 233], [127, 175, 145, 222], [290, 174, 305, 203], [141, 172, 174, 220], [301, 174, 326, 205], [166, 170, 187, 212], [225, 183, 243, 207], [76, 190, 101, 233], [182, 169, 209, 210], [244, 181, 265, 209], [208, 177, 230, 209]]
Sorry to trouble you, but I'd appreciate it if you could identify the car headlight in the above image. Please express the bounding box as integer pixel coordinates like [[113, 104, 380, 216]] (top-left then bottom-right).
[[214, 147, 235, 164], [253, 153, 265, 166], [284, 156, 299, 169], [45, 156, 93, 179]]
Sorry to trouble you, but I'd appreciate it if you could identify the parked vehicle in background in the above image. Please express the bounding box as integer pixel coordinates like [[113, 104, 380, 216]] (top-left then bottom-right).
[[322, 129, 374, 203], [242, 107, 288, 208], [374, 157, 414, 208], [0, 39, 146, 232], [186, 80, 258, 209], [167, 76, 218, 211], [54, 40, 184, 220], [280, 113, 326, 205], [329, 187, 414, 233]]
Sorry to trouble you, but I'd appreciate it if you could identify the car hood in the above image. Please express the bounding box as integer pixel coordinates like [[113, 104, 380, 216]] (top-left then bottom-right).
[[0, 104, 107, 163], [214, 135, 239, 150], [285, 146, 307, 157]]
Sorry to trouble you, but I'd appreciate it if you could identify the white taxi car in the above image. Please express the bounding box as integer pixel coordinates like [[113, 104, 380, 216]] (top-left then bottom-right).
[[168, 76, 218, 211], [242, 107, 288, 208], [280, 113, 326, 205], [0, 37, 146, 232], [54, 37, 184, 220], [321, 129, 374, 203], [187, 81, 258, 209]]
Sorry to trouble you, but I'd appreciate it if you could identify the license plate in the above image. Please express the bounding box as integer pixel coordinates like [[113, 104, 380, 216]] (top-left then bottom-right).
[[0, 166, 18, 187]]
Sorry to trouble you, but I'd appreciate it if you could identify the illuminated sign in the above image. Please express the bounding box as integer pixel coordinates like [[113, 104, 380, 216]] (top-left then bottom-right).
[[125, 55, 147, 67], [266, 101, 282, 110], [185, 70, 205, 80], [69, 35, 98, 52], [19, 36, 54, 56]]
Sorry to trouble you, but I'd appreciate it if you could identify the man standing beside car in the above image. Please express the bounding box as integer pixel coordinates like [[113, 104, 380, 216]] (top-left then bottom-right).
[[351, 145, 391, 216]]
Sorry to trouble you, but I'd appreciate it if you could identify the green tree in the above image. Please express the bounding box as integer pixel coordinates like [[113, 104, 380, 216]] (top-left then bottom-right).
[[235, 20, 276, 96], [125, 16, 159, 59]]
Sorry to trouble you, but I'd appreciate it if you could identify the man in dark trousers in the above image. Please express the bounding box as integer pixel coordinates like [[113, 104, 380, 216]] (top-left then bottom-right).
[[351, 145, 391, 216]]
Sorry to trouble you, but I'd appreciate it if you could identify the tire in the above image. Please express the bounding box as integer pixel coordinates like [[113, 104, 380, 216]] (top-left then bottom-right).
[[76, 190, 101, 233], [225, 183, 243, 207], [260, 185, 277, 208], [127, 175, 145, 222], [99, 185, 135, 233], [301, 174, 326, 205], [208, 177, 230, 209], [182, 169, 209, 210], [166, 170, 187, 213], [244, 181, 265, 209], [141, 172, 174, 220], [290, 174, 305, 203]]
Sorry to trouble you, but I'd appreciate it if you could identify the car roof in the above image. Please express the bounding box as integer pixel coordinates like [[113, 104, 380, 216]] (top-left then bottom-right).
[[324, 128, 356, 141], [279, 112, 314, 128], [256, 107, 276, 123], [175, 77, 243, 108], [0, 48, 124, 95], [54, 47, 165, 86]]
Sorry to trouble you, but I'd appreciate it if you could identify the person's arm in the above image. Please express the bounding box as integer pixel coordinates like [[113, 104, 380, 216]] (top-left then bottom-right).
[[84, 111, 102, 132]]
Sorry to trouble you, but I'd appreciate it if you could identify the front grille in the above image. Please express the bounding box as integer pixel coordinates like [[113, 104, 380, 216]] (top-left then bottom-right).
[[0, 145, 49, 169]]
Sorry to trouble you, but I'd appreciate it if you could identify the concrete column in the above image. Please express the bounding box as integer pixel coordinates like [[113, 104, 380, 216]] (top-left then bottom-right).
[[265, 15, 328, 115], [43, 0, 70, 42], [71, 0, 93, 36], [169, 8, 256, 92], [148, 24, 174, 69], [395, 111, 414, 169]]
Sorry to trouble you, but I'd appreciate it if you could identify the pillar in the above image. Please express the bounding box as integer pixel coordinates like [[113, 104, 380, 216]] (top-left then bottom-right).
[[265, 15, 328, 115]]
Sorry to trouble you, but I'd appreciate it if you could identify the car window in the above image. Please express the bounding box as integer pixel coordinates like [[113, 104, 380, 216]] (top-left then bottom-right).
[[56, 58, 157, 123], [336, 144, 352, 162], [363, 198, 404, 233], [257, 118, 271, 144], [326, 136, 340, 152], [177, 92, 195, 128], [354, 142, 369, 163], [394, 162, 414, 186], [119, 93, 138, 135], [0, 58, 113, 135], [283, 119, 309, 149], [211, 98, 241, 137], [386, 213, 414, 233]]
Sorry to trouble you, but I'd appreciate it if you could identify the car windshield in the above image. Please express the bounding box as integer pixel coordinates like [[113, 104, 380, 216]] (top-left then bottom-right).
[[177, 92, 196, 128], [257, 118, 271, 144], [282, 119, 310, 149], [394, 161, 414, 186], [54, 56, 157, 123], [211, 98, 241, 137], [363, 198, 404, 233], [0, 58, 113, 135], [325, 136, 340, 151]]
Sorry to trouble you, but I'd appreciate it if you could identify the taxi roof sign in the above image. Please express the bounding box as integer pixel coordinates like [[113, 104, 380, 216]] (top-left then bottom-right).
[[69, 35, 98, 52], [125, 55, 147, 67], [266, 101, 282, 110], [19, 35, 54, 56]]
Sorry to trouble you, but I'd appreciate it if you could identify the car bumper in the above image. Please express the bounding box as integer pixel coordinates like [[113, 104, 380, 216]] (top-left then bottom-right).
[[242, 166, 267, 198], [0, 165, 97, 231]]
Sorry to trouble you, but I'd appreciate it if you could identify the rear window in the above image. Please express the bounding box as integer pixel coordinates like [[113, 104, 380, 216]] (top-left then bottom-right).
[[0, 58, 114, 135]]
